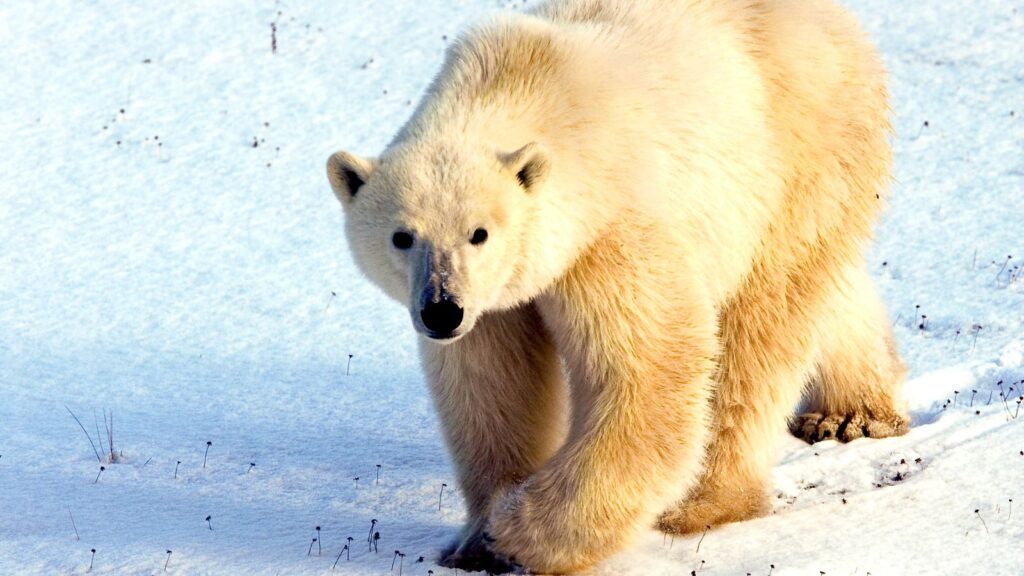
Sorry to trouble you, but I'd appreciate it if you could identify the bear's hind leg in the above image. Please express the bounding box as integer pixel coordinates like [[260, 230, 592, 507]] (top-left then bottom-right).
[[792, 264, 909, 444]]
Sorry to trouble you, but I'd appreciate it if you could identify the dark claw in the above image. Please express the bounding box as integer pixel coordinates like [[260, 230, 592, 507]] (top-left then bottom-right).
[[440, 550, 517, 574], [438, 531, 517, 574], [438, 538, 461, 565]]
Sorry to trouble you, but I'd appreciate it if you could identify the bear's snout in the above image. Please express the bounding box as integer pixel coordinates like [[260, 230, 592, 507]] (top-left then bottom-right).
[[420, 297, 464, 339]]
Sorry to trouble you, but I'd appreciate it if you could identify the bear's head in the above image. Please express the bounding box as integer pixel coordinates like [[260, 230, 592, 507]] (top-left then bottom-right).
[[327, 139, 550, 343]]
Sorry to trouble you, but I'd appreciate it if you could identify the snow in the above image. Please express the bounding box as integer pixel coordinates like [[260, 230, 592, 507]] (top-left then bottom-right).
[[0, 0, 1021, 574]]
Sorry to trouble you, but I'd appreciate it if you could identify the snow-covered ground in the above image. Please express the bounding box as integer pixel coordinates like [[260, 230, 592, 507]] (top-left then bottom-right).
[[0, 0, 1021, 574]]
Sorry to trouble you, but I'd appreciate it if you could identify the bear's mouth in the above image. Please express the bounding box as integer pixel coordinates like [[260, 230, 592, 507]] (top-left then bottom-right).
[[423, 329, 463, 342]]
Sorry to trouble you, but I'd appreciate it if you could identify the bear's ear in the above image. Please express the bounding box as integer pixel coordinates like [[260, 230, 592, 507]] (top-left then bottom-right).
[[326, 150, 377, 204], [500, 142, 550, 193]]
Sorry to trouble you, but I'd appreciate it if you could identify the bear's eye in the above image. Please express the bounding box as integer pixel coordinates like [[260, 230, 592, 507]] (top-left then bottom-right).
[[470, 228, 488, 245], [392, 231, 414, 250]]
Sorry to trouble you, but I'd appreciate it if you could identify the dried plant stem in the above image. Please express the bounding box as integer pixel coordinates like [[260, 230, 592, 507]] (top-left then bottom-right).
[[65, 406, 102, 462], [696, 525, 710, 554], [68, 506, 80, 540]]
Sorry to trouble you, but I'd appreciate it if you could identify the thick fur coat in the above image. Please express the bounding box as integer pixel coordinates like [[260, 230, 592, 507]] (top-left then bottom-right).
[[326, 0, 909, 572]]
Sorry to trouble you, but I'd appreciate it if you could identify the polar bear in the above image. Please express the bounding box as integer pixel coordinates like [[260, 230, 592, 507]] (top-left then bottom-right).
[[325, 0, 909, 572]]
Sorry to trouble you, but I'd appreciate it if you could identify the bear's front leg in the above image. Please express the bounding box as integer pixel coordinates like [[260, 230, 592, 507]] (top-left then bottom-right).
[[421, 303, 567, 572], [484, 239, 718, 573]]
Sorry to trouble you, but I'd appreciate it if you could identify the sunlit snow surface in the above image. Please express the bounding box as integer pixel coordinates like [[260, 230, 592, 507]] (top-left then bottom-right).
[[0, 1, 1021, 574]]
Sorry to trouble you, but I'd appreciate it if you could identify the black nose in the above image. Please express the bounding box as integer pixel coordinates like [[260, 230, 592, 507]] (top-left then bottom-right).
[[420, 299, 464, 337]]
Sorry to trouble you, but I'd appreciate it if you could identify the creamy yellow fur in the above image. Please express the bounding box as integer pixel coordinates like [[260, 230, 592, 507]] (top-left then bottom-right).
[[326, 0, 908, 573]]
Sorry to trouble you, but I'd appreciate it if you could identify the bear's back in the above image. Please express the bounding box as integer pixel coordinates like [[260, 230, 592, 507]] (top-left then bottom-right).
[[537, 0, 892, 265]]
